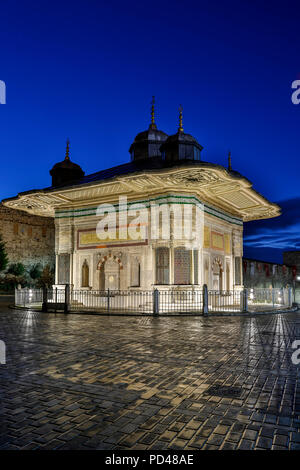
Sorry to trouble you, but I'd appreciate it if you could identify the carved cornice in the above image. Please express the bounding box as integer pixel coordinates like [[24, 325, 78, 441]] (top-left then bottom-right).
[[2, 165, 280, 222]]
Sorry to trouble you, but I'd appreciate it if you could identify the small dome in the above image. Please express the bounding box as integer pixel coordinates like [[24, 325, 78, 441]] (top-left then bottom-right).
[[129, 97, 168, 161], [163, 131, 201, 145], [51, 158, 83, 172], [50, 140, 85, 187], [129, 125, 168, 161], [160, 131, 203, 163], [160, 107, 203, 163], [133, 128, 168, 143]]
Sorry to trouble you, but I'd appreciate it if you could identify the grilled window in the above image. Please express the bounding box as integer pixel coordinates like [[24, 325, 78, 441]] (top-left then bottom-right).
[[174, 248, 191, 285], [156, 247, 169, 284]]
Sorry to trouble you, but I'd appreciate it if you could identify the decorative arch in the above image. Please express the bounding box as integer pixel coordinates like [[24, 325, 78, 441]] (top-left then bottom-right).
[[97, 252, 123, 271], [211, 257, 223, 273], [81, 259, 89, 287], [211, 257, 223, 291]]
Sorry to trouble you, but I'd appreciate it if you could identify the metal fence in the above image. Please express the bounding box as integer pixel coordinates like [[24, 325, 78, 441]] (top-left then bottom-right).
[[159, 290, 203, 314], [14, 286, 293, 315], [15, 287, 66, 308], [71, 290, 154, 314], [247, 287, 291, 310], [208, 290, 242, 312], [15, 288, 43, 308]]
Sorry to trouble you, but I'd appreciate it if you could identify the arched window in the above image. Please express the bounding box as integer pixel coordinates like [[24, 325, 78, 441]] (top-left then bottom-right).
[[226, 262, 230, 291], [81, 260, 89, 287], [131, 258, 140, 287]]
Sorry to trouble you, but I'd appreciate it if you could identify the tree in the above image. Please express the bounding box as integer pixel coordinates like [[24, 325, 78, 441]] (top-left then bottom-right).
[[0, 234, 8, 272], [7, 262, 25, 276], [37, 265, 54, 288], [29, 264, 42, 280]]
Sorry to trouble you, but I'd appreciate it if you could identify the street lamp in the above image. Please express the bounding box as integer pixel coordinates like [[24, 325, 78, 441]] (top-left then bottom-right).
[[292, 275, 300, 303]]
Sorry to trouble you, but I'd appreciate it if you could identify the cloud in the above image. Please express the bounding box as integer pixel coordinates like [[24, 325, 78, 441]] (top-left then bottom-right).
[[243, 197, 300, 263]]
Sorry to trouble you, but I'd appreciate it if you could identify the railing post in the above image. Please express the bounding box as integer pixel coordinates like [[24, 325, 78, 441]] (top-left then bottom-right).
[[107, 288, 110, 313], [153, 289, 159, 316], [288, 287, 292, 307], [272, 288, 275, 308], [242, 288, 248, 313], [203, 284, 208, 316], [64, 284, 70, 314], [42, 286, 48, 312]]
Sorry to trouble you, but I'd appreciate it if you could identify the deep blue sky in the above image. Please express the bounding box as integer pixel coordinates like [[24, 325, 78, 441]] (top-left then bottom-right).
[[0, 0, 299, 263]]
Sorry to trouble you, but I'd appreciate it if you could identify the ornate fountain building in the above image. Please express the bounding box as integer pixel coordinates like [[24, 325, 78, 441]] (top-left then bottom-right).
[[3, 103, 280, 292]]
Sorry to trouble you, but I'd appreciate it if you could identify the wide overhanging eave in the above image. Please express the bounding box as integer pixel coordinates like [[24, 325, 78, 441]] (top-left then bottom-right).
[[1, 162, 281, 222]]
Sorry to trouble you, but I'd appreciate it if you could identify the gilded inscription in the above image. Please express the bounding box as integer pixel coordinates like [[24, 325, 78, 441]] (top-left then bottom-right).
[[211, 231, 224, 251]]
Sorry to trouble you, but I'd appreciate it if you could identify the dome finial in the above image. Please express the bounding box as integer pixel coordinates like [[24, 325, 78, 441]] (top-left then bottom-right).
[[150, 96, 157, 130], [65, 138, 70, 161], [228, 150, 232, 171], [178, 105, 184, 133]]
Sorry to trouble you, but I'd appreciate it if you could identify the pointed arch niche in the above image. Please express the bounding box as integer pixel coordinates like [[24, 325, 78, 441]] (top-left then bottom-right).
[[81, 259, 90, 287], [212, 257, 223, 291]]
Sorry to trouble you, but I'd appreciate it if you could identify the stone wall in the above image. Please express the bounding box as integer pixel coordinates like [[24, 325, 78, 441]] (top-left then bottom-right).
[[0, 203, 55, 269]]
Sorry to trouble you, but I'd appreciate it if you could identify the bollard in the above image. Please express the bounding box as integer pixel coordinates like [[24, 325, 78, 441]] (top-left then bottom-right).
[[242, 288, 248, 313], [64, 284, 70, 314], [288, 287, 292, 307], [107, 288, 110, 313], [203, 284, 208, 316], [42, 286, 48, 313], [272, 289, 275, 308], [153, 289, 159, 316]]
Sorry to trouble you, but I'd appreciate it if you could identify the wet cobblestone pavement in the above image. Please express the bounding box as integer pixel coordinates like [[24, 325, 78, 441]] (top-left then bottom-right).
[[0, 297, 300, 450]]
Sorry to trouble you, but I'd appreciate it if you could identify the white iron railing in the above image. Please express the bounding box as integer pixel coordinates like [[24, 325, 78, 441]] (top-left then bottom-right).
[[14, 286, 293, 315]]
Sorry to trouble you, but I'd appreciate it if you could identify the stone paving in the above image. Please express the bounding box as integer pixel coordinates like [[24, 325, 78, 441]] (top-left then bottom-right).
[[0, 296, 300, 450]]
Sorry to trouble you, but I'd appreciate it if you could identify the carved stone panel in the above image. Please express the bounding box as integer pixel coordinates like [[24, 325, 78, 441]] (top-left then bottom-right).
[[58, 254, 70, 284]]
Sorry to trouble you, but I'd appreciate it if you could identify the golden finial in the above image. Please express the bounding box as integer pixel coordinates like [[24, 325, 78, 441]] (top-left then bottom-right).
[[228, 150, 232, 171], [65, 139, 70, 160], [178, 105, 183, 132], [150, 96, 157, 129]]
